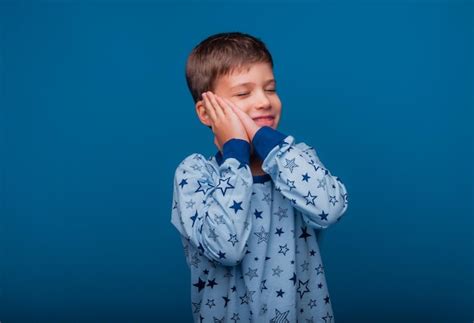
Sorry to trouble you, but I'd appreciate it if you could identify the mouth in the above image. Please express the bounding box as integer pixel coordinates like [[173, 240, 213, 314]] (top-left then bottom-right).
[[253, 116, 275, 127]]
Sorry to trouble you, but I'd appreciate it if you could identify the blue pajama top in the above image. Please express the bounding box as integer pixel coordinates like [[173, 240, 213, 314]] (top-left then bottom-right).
[[171, 126, 349, 323]]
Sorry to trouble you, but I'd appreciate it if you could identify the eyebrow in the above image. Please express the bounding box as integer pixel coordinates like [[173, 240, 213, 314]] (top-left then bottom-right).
[[230, 79, 276, 89]]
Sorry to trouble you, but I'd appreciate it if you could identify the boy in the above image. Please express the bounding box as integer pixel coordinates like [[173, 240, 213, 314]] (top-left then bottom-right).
[[171, 32, 348, 322]]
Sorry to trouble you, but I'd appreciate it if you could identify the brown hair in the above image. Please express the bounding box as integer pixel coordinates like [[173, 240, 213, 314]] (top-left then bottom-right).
[[185, 31, 274, 104]]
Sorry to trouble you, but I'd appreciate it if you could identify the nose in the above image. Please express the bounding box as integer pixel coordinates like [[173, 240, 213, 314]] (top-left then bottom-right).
[[255, 90, 272, 110]]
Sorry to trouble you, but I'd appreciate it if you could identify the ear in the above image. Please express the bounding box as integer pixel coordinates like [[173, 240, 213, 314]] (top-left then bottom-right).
[[195, 99, 212, 127]]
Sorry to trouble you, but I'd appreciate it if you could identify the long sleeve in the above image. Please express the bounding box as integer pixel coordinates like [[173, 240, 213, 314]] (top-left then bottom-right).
[[252, 126, 349, 230], [171, 139, 254, 266]]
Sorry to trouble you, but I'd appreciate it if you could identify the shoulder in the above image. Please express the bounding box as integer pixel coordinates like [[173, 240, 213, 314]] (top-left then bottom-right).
[[174, 153, 218, 179]]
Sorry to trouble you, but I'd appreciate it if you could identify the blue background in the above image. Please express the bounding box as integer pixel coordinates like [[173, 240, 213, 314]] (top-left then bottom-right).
[[1, 0, 472, 322]]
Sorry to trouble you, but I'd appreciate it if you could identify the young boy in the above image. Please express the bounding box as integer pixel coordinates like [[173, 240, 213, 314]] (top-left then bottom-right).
[[171, 32, 348, 323]]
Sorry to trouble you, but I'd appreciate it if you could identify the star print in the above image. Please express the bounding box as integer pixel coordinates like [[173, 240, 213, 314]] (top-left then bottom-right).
[[297, 279, 310, 299], [272, 265, 283, 277], [203, 269, 209, 275], [324, 295, 330, 304], [318, 210, 329, 221], [308, 299, 317, 308], [276, 289, 285, 297], [239, 290, 256, 304], [254, 226, 270, 244], [284, 158, 299, 173], [270, 309, 289, 322], [301, 260, 310, 272], [208, 228, 219, 241], [315, 264, 324, 275], [195, 178, 214, 195], [193, 278, 206, 292], [222, 296, 230, 307], [322, 311, 333, 323], [228, 233, 239, 246], [310, 249, 316, 256], [215, 177, 235, 196], [262, 193, 272, 204], [190, 253, 201, 268], [286, 179, 296, 191], [230, 313, 240, 323], [213, 316, 224, 323], [260, 279, 267, 292], [190, 163, 202, 171], [299, 226, 312, 241], [245, 267, 259, 280], [302, 172, 311, 182], [317, 177, 327, 190], [254, 209, 263, 219], [229, 200, 243, 214], [207, 278, 218, 288], [290, 272, 297, 285], [329, 195, 338, 206], [278, 243, 290, 256], [318, 282, 323, 289], [205, 298, 215, 308], [275, 227, 284, 236], [214, 213, 225, 224], [179, 178, 188, 188], [304, 190, 317, 206], [190, 210, 198, 227], [260, 303, 268, 315], [185, 199, 195, 209], [218, 251, 226, 259], [274, 206, 288, 221], [192, 300, 201, 313]]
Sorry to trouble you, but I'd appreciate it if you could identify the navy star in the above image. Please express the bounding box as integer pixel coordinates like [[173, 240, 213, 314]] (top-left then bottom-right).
[[228, 233, 239, 246], [283, 158, 299, 173], [304, 190, 317, 206], [290, 272, 297, 285], [218, 250, 226, 259], [318, 210, 329, 221], [231, 286, 236, 292], [238, 161, 247, 169], [230, 313, 240, 323], [324, 295, 330, 304], [308, 299, 317, 308], [190, 210, 198, 227], [229, 200, 243, 214], [297, 279, 310, 299], [222, 296, 230, 307], [278, 243, 290, 256], [299, 226, 312, 241], [318, 282, 323, 289], [193, 278, 206, 292], [254, 209, 263, 219], [315, 264, 324, 275], [207, 278, 218, 288], [260, 279, 267, 292], [206, 298, 215, 308], [302, 172, 311, 182], [310, 249, 316, 256], [270, 309, 289, 323], [276, 289, 285, 297], [322, 312, 333, 323], [274, 206, 288, 221], [286, 179, 296, 191], [195, 178, 214, 195], [329, 195, 338, 206], [275, 227, 284, 236], [203, 269, 209, 275], [179, 178, 188, 188], [215, 177, 235, 196]]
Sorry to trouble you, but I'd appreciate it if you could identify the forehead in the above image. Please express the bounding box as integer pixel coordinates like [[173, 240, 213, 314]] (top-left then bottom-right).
[[216, 62, 275, 90]]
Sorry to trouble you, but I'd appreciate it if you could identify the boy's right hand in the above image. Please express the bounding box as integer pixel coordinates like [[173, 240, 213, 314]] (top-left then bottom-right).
[[202, 91, 249, 151]]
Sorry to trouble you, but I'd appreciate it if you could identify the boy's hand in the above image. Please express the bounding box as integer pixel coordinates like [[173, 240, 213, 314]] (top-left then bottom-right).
[[202, 91, 249, 152], [220, 97, 262, 142]]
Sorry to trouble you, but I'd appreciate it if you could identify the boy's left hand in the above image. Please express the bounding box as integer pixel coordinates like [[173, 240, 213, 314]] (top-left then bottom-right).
[[218, 96, 262, 142]]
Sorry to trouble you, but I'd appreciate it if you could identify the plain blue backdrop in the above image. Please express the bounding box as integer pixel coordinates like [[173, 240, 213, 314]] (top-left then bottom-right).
[[1, 0, 472, 322]]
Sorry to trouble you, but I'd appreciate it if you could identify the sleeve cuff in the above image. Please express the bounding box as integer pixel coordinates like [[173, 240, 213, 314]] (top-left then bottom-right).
[[222, 138, 251, 165], [252, 126, 288, 161]]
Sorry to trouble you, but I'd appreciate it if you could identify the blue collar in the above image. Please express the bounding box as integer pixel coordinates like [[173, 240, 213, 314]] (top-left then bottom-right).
[[214, 151, 271, 184]]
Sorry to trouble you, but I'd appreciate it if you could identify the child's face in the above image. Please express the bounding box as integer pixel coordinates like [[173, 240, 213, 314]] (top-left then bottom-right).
[[212, 62, 282, 129]]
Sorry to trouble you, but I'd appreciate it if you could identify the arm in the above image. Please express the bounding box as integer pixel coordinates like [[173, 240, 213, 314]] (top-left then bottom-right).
[[252, 126, 349, 229], [170, 139, 253, 266]]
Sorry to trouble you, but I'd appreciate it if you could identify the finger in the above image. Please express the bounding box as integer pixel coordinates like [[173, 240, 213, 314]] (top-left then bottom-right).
[[207, 92, 226, 119], [202, 93, 217, 124]]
